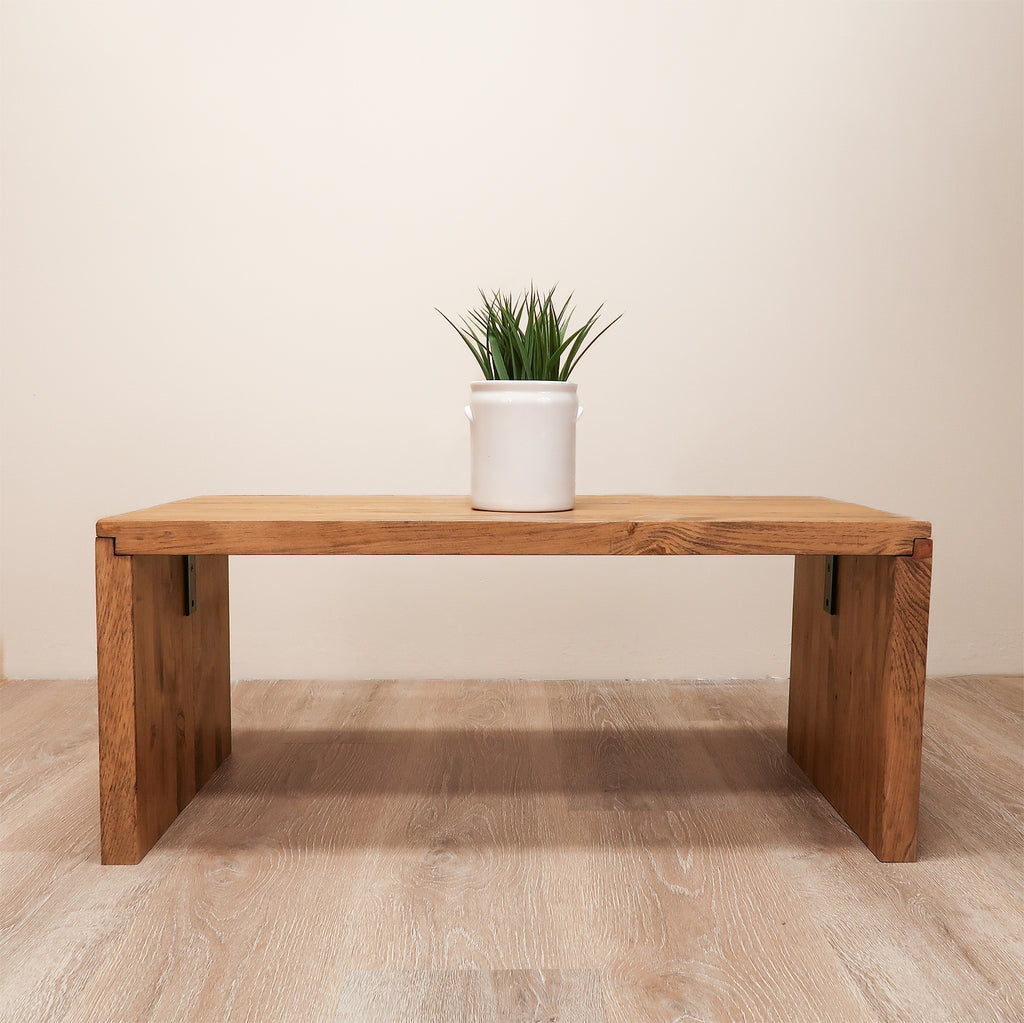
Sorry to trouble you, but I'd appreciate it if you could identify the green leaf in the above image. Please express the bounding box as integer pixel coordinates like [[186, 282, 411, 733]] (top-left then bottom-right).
[[437, 286, 621, 381]]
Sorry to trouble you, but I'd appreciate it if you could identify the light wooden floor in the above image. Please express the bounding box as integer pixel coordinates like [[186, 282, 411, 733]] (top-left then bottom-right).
[[1, 676, 1021, 1023]]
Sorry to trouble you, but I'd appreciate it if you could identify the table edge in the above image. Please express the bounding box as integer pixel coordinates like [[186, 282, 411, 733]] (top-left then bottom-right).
[[95, 496, 932, 557]]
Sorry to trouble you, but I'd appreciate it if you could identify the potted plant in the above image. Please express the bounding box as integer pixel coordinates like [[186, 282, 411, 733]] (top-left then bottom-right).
[[437, 285, 621, 512]]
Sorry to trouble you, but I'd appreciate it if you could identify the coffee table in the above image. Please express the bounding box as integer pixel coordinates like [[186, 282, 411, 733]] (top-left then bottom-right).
[[95, 496, 932, 864]]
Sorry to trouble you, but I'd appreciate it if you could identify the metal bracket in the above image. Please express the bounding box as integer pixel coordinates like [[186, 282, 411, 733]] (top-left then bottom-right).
[[184, 555, 197, 616], [823, 555, 838, 615]]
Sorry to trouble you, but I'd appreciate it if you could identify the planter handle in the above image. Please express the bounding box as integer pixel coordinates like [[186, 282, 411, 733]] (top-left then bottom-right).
[[577, 406, 584, 422]]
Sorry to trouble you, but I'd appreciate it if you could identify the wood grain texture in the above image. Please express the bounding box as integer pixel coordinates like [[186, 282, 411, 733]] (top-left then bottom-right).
[[545, 680, 879, 1023], [699, 678, 1024, 1023], [334, 969, 607, 1022], [915, 676, 1023, 897], [2, 676, 1021, 1023], [96, 495, 931, 556], [1, 680, 99, 850], [788, 553, 932, 862], [94, 538, 140, 864], [0, 680, 172, 1021], [95, 541, 231, 864], [911, 537, 933, 558]]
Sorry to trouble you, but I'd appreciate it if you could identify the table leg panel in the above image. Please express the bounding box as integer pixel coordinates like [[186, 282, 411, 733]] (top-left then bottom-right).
[[95, 538, 140, 864], [96, 540, 230, 864], [189, 555, 231, 787], [788, 552, 931, 862]]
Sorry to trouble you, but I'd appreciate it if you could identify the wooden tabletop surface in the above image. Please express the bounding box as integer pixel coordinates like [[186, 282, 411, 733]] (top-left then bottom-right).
[[96, 496, 931, 556]]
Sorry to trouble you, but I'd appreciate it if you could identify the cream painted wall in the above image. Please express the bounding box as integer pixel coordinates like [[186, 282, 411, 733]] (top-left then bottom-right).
[[2, 1, 1021, 681]]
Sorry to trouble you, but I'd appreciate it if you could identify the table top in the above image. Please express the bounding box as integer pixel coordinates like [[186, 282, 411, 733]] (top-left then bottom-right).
[[96, 496, 931, 556]]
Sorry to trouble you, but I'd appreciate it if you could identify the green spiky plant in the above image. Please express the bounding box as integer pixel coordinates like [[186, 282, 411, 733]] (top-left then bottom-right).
[[437, 285, 621, 381]]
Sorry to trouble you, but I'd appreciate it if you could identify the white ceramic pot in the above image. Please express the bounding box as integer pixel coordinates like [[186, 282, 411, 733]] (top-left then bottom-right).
[[465, 380, 582, 512]]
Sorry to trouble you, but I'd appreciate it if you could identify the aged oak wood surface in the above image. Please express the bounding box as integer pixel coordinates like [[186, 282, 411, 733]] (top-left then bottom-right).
[[96, 495, 930, 556], [95, 539, 231, 863], [788, 552, 932, 861], [94, 494, 933, 864], [2, 676, 1021, 1023]]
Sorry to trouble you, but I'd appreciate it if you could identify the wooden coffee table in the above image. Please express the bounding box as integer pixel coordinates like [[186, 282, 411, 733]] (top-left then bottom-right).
[[95, 496, 932, 864]]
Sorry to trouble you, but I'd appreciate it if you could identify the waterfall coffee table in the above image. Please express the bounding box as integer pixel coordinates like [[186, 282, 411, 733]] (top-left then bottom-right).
[[95, 495, 932, 865]]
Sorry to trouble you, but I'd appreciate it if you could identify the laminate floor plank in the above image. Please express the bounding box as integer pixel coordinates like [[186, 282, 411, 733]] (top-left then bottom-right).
[[64, 728, 388, 1021], [0, 680, 173, 1023], [0, 853, 168, 1023], [916, 693, 1023, 898], [2, 754, 98, 855], [324, 680, 565, 973], [547, 680, 880, 1023], [927, 675, 1023, 731], [1, 676, 1020, 1023], [0, 680, 97, 842], [0, 756, 100, 962], [333, 968, 608, 1023], [700, 678, 1024, 1023], [229, 678, 383, 733]]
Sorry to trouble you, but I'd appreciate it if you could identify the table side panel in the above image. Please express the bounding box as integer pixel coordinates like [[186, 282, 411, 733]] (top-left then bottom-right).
[[788, 553, 931, 862], [131, 554, 231, 854], [95, 544, 230, 864], [95, 538, 142, 864], [881, 554, 932, 856]]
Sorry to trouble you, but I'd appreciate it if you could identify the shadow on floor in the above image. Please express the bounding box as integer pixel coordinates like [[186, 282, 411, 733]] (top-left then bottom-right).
[[152, 720, 862, 853]]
